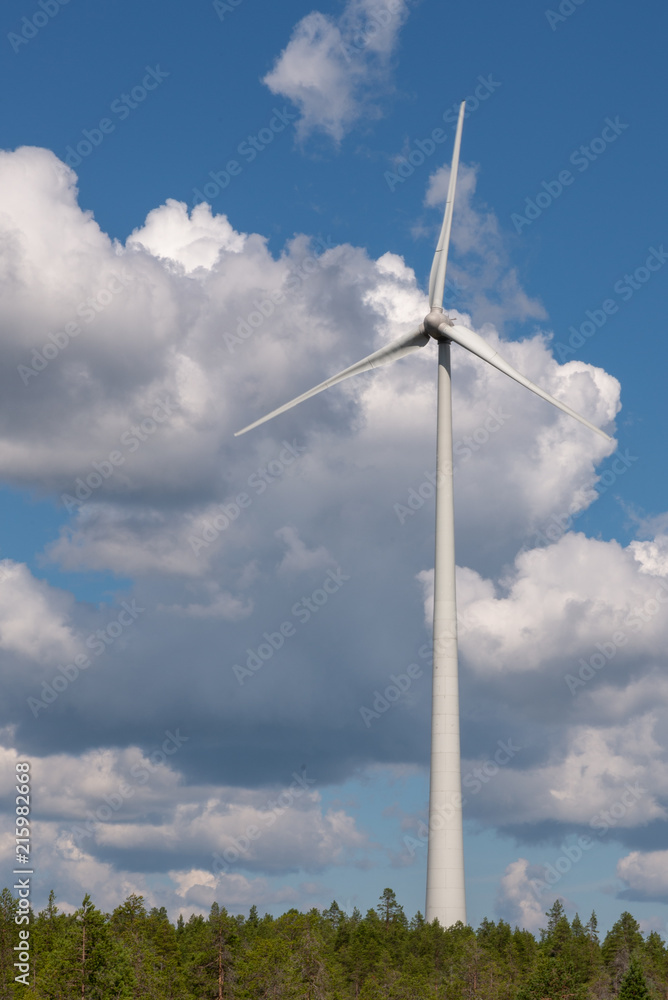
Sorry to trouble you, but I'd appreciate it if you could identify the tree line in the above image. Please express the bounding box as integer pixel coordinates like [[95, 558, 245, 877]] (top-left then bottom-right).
[[0, 886, 664, 998]]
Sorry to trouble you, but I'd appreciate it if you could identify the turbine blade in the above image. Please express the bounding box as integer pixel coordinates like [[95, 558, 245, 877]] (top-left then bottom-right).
[[428, 101, 466, 310], [235, 328, 429, 436], [443, 322, 612, 441]]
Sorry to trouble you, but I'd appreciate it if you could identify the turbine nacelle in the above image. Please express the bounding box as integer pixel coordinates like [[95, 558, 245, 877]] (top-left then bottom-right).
[[422, 307, 453, 341]]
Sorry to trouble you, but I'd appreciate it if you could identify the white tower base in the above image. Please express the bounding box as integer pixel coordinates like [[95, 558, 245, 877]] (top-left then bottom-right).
[[425, 340, 466, 927]]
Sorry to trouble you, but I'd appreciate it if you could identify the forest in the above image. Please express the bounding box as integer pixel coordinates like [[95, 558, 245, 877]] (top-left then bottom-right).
[[0, 887, 665, 998]]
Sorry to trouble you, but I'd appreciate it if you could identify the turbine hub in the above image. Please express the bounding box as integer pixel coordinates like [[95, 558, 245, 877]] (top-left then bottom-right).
[[423, 307, 453, 341]]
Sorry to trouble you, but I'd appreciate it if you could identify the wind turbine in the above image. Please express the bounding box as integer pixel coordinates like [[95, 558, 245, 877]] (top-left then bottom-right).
[[235, 102, 612, 927]]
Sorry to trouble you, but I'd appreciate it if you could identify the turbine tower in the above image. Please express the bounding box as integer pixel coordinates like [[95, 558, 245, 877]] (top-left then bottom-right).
[[235, 103, 611, 927]]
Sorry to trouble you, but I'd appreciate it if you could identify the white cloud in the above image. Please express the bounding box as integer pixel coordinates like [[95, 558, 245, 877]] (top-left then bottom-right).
[[47, 505, 205, 577], [0, 560, 81, 665], [263, 0, 411, 141], [127, 199, 246, 275], [0, 740, 371, 918], [168, 869, 304, 915], [629, 534, 668, 578], [459, 716, 666, 836], [448, 532, 668, 678], [617, 850, 668, 901], [496, 858, 551, 933]]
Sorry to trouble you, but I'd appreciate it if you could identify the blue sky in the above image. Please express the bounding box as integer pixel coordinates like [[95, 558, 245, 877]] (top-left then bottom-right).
[[1, 0, 667, 936]]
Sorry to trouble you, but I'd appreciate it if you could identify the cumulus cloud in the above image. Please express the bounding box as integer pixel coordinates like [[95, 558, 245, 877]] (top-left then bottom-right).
[[496, 858, 552, 934], [453, 533, 668, 680], [263, 0, 412, 141], [127, 199, 246, 274], [0, 560, 81, 666], [466, 717, 665, 832], [630, 534, 668, 578], [0, 740, 370, 917], [168, 869, 315, 916], [617, 850, 668, 903]]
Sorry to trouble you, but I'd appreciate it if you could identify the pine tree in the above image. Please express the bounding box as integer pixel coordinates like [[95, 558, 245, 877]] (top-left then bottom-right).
[[73, 893, 135, 999], [567, 911, 603, 984], [644, 929, 666, 965], [207, 902, 238, 999], [145, 905, 181, 976], [235, 934, 301, 997], [376, 888, 404, 929], [178, 912, 213, 996], [541, 899, 572, 958], [293, 909, 334, 999], [585, 909, 599, 945], [322, 900, 346, 933], [516, 953, 588, 1000], [602, 910, 643, 964], [602, 911, 644, 991], [618, 956, 651, 999], [510, 925, 540, 980]]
